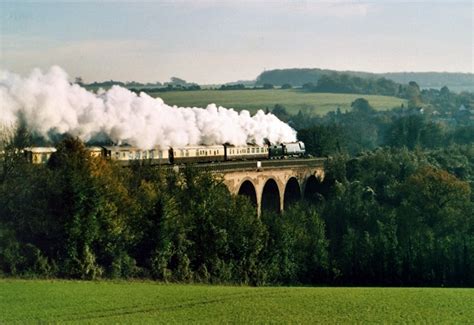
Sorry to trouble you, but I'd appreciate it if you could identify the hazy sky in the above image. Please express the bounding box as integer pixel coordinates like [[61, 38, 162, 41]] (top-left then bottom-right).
[[1, 0, 472, 84]]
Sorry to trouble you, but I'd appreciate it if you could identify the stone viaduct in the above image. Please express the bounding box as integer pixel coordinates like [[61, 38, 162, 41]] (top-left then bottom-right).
[[216, 159, 326, 216]]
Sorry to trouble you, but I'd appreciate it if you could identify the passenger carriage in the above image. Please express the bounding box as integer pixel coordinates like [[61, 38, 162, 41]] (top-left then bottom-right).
[[102, 146, 170, 165], [224, 144, 268, 161], [24, 147, 57, 164], [169, 145, 225, 164]]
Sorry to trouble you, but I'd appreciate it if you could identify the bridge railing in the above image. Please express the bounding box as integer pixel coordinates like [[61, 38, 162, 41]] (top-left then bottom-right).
[[163, 158, 327, 173]]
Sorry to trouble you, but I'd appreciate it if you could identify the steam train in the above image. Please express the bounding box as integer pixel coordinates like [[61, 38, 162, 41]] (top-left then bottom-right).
[[24, 142, 306, 165]]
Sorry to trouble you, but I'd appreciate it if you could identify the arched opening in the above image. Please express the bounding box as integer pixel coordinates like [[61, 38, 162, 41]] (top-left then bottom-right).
[[238, 180, 257, 207], [261, 179, 281, 213], [284, 177, 301, 210], [304, 175, 324, 204]]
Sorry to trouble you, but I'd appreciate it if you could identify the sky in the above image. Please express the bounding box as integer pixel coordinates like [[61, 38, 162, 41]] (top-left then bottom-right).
[[0, 0, 472, 84]]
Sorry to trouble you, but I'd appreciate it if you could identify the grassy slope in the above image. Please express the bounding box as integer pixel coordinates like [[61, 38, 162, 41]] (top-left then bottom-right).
[[1, 279, 473, 323], [150, 89, 406, 116]]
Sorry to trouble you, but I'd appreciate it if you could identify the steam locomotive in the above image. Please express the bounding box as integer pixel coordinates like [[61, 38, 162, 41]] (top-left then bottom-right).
[[24, 142, 306, 165]]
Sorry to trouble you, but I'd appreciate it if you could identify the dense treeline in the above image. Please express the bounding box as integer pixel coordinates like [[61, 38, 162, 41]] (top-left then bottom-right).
[[302, 74, 474, 102], [320, 149, 473, 286], [0, 136, 266, 282], [295, 104, 474, 156], [82, 76, 200, 92], [384, 72, 474, 91], [303, 74, 401, 97], [256, 68, 474, 92], [1, 134, 472, 286], [281, 86, 474, 155], [270, 91, 473, 286]]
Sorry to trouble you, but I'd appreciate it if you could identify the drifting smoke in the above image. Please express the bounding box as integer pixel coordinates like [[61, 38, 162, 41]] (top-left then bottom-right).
[[0, 66, 297, 149]]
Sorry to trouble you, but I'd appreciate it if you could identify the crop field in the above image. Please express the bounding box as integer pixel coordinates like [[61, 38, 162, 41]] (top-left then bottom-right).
[[1, 279, 473, 323], [151, 89, 406, 116]]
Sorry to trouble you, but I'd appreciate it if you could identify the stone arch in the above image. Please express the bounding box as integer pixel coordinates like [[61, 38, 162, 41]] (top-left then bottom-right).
[[261, 178, 281, 213], [284, 177, 301, 210], [237, 179, 257, 207], [304, 174, 324, 203]]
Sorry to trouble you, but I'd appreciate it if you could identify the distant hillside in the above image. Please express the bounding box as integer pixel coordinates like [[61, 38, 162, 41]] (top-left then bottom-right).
[[256, 68, 474, 92], [382, 72, 474, 92]]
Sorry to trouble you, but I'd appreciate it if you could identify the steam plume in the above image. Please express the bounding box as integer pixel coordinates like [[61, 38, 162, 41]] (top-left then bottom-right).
[[0, 66, 297, 149]]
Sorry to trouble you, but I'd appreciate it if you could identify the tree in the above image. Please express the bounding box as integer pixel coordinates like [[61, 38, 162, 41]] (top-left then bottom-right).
[[1, 122, 31, 183], [272, 104, 290, 121], [351, 98, 375, 115], [302, 82, 316, 91], [169, 77, 187, 86], [47, 137, 104, 278], [298, 125, 345, 156], [385, 115, 424, 149], [262, 203, 329, 284], [406, 81, 423, 108], [398, 166, 473, 285], [401, 166, 471, 231]]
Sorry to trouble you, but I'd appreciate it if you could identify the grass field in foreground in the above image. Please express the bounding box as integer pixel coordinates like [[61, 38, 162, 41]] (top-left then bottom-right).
[[1, 279, 473, 323], [151, 89, 406, 116]]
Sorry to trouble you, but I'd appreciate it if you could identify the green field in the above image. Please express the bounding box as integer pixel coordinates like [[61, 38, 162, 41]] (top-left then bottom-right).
[[1, 280, 473, 323], [151, 89, 406, 116]]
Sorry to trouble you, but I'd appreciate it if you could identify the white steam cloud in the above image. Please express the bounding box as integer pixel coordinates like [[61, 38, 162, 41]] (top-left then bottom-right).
[[0, 66, 297, 149]]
